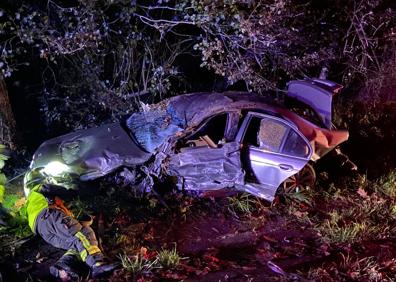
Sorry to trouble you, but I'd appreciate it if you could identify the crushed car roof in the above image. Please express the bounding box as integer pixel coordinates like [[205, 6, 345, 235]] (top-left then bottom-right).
[[127, 91, 348, 159]]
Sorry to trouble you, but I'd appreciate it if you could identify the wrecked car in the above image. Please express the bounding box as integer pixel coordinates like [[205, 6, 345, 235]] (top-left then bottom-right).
[[26, 78, 349, 201]]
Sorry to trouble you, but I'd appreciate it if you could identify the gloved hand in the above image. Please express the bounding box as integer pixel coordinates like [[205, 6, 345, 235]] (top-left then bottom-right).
[[77, 213, 93, 227]]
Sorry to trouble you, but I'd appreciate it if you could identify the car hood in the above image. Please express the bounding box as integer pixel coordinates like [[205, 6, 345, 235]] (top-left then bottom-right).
[[30, 123, 152, 180]]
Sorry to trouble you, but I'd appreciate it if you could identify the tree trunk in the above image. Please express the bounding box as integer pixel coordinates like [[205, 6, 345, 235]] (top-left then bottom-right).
[[0, 75, 17, 149]]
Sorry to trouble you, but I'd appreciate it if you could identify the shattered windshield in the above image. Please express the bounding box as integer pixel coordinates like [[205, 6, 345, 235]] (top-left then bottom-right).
[[126, 110, 183, 153]]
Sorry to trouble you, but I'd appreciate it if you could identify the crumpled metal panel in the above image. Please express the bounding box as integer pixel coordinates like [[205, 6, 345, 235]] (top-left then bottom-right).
[[31, 123, 152, 180], [274, 107, 349, 160], [168, 142, 245, 191], [287, 78, 343, 129]]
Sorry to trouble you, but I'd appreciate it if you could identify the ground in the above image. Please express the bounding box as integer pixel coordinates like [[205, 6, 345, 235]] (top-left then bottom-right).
[[1, 163, 396, 281]]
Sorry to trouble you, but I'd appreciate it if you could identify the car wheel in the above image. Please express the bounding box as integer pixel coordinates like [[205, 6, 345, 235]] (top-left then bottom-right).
[[281, 163, 316, 194]]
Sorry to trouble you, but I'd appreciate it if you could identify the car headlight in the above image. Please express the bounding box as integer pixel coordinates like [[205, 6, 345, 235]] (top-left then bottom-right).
[[42, 161, 70, 176]]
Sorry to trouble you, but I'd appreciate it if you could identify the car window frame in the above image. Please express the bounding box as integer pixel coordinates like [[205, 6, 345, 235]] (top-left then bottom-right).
[[183, 112, 234, 144], [237, 112, 313, 160]]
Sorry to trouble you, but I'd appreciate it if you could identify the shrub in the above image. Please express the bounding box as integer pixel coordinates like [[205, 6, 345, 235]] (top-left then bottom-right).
[[1, 1, 393, 131], [157, 245, 181, 269]]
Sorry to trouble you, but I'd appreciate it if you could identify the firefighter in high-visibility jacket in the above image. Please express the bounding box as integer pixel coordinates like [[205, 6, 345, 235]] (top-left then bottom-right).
[[24, 168, 118, 280]]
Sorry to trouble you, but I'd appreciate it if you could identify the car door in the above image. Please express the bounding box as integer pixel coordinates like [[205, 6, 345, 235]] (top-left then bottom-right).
[[237, 112, 312, 195], [168, 113, 245, 191]]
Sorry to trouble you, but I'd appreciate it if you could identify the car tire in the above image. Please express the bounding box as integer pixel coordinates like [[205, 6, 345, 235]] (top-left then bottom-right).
[[281, 163, 316, 194]]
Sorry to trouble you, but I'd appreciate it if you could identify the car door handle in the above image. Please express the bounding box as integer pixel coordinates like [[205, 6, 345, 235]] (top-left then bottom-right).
[[279, 164, 293, 171]]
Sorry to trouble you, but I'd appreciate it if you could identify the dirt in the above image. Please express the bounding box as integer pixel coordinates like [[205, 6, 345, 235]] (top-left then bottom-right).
[[0, 236, 64, 281], [99, 190, 395, 281], [1, 166, 396, 282]]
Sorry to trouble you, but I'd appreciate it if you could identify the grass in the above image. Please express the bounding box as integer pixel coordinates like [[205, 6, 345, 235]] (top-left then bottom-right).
[[118, 253, 158, 276], [315, 197, 389, 244], [285, 203, 312, 225], [306, 182, 395, 279], [284, 190, 312, 205], [340, 255, 387, 281], [391, 205, 396, 219], [118, 246, 182, 279], [291, 168, 396, 245], [157, 245, 181, 269], [227, 193, 259, 215], [374, 170, 396, 197], [322, 220, 367, 243], [315, 208, 365, 243]]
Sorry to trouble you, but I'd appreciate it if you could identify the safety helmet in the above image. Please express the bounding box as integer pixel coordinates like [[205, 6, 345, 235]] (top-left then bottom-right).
[[23, 167, 46, 197]]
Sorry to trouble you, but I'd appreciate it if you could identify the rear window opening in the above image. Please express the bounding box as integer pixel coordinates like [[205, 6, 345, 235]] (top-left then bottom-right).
[[243, 116, 287, 153], [242, 114, 310, 158]]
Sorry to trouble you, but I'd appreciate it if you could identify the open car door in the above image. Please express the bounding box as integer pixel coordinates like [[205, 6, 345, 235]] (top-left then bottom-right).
[[237, 113, 313, 200]]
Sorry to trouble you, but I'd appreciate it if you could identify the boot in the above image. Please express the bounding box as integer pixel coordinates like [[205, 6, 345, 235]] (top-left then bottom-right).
[[91, 261, 120, 278], [50, 252, 81, 281]]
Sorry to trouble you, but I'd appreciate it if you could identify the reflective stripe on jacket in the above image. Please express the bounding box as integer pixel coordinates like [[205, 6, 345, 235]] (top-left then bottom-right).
[[0, 184, 4, 204], [26, 184, 48, 232]]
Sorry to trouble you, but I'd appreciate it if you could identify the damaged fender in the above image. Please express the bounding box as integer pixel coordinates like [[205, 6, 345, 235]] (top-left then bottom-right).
[[168, 142, 245, 191]]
